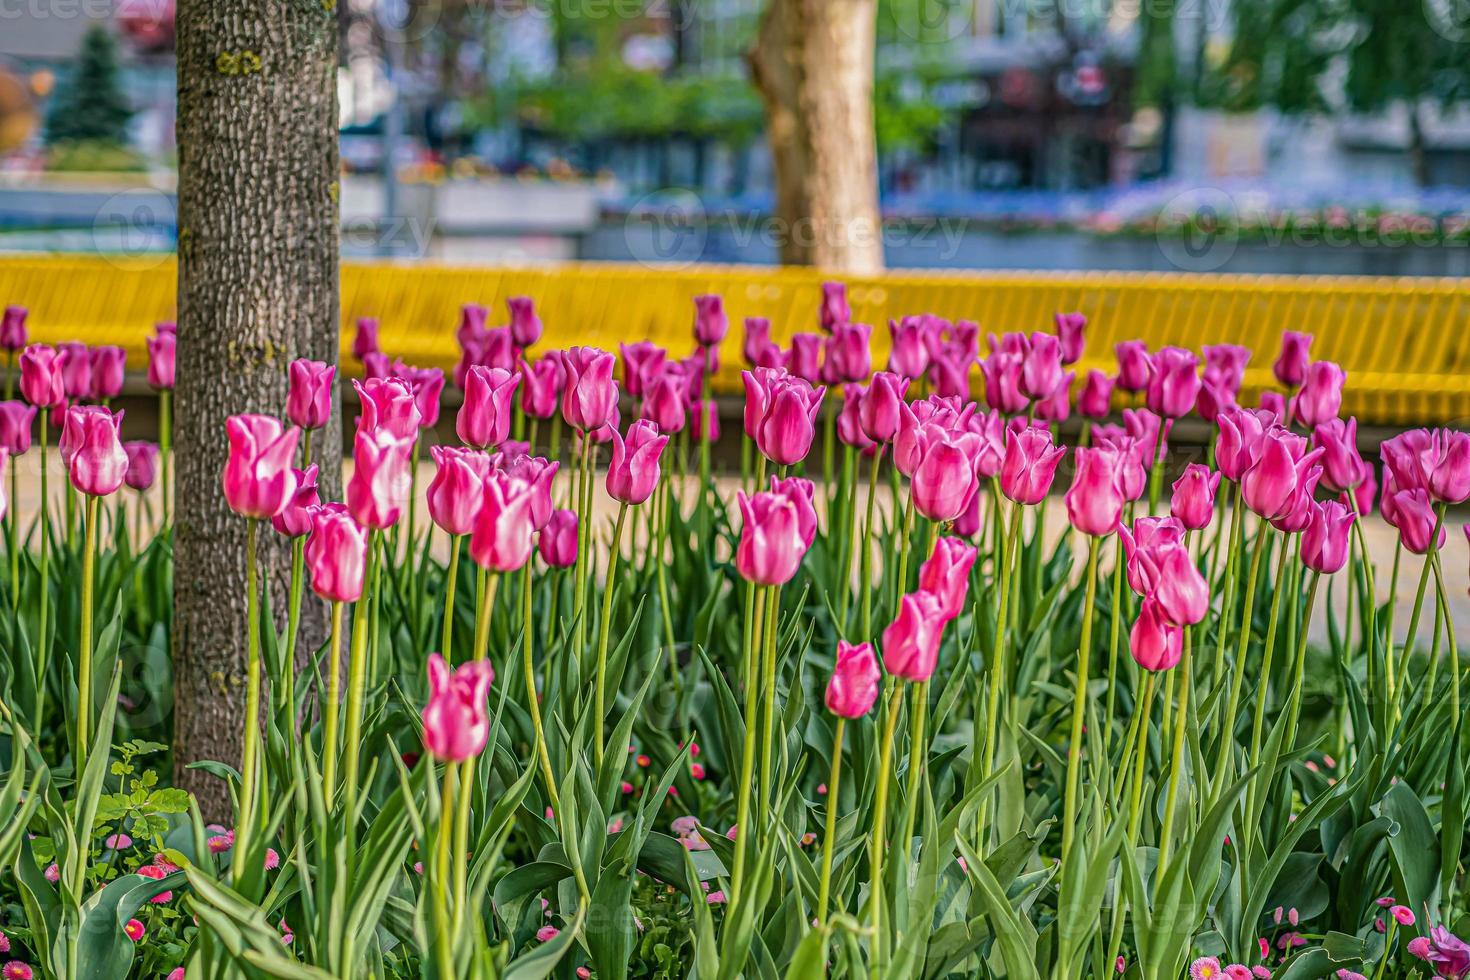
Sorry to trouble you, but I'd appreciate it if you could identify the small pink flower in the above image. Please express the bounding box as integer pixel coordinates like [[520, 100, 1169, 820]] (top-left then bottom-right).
[[800, 833, 816, 846], [1190, 956, 1223, 980], [1225, 966, 1253, 980], [1251, 969, 1271, 979], [706, 891, 727, 905], [817, 783, 827, 795], [1258, 938, 1269, 960], [577, 969, 591, 979], [536, 926, 560, 942], [105, 833, 133, 849], [43, 864, 59, 882], [1375, 896, 1395, 907], [690, 763, 706, 780], [3, 962, 33, 980], [168, 970, 185, 980], [1115, 956, 1125, 974], [620, 781, 633, 794], [124, 918, 145, 942], [1391, 905, 1416, 926], [264, 848, 280, 870], [137, 863, 173, 903], [208, 831, 235, 853]]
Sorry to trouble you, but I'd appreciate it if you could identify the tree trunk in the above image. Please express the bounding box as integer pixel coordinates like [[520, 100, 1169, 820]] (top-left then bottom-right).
[[747, 0, 884, 273], [1407, 101, 1431, 187], [173, 0, 341, 818]]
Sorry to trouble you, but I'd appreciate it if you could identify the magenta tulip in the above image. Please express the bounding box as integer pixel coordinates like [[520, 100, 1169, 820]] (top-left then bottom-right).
[[346, 427, 413, 529], [422, 652, 495, 762], [89, 346, 126, 401], [20, 345, 65, 408], [1427, 429, 1470, 504], [502, 454, 558, 530], [1021, 333, 1065, 401], [538, 509, 578, 568], [826, 322, 872, 382], [912, 430, 982, 521], [882, 590, 945, 682], [693, 294, 728, 346], [1055, 312, 1086, 365], [520, 356, 564, 420], [888, 318, 932, 379], [1078, 370, 1114, 419], [641, 368, 689, 434], [1195, 379, 1235, 424], [1391, 487, 1446, 554], [1380, 428, 1432, 493], [354, 377, 421, 439], [1216, 407, 1270, 481], [304, 503, 367, 602], [1034, 371, 1073, 423], [980, 352, 1027, 414], [770, 476, 818, 549], [222, 414, 301, 519], [1273, 331, 1312, 388], [457, 366, 519, 449], [426, 446, 489, 536], [1118, 516, 1187, 595], [893, 397, 971, 475], [270, 464, 319, 537], [1150, 547, 1210, 626], [0, 306, 26, 351], [749, 371, 824, 466], [1294, 361, 1345, 427], [1092, 429, 1148, 501], [619, 341, 666, 399], [507, 296, 542, 348], [837, 383, 875, 450], [1241, 427, 1323, 520], [692, 398, 720, 444], [1144, 346, 1200, 419], [999, 426, 1066, 506], [469, 471, 537, 572], [953, 487, 983, 538], [284, 359, 334, 430], [562, 347, 619, 433], [1115, 340, 1151, 392], [146, 331, 175, 391], [1171, 463, 1221, 531], [825, 640, 881, 718], [457, 304, 488, 345], [0, 402, 36, 455], [1302, 499, 1354, 573], [120, 440, 158, 493], [607, 420, 668, 505], [56, 342, 91, 400], [819, 281, 850, 332], [734, 489, 809, 586], [743, 317, 778, 368], [1065, 445, 1127, 536], [1311, 417, 1364, 493], [352, 317, 380, 362], [1203, 344, 1250, 393], [788, 333, 824, 383], [917, 536, 978, 620], [858, 371, 907, 443], [1130, 597, 1183, 671], [361, 352, 391, 381], [927, 352, 973, 399], [401, 366, 445, 428]]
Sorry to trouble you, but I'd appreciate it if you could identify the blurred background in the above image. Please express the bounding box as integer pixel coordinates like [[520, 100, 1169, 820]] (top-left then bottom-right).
[[0, 0, 1467, 274]]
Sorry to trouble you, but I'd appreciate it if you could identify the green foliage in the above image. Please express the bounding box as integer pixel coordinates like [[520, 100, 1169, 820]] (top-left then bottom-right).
[[43, 25, 134, 150]]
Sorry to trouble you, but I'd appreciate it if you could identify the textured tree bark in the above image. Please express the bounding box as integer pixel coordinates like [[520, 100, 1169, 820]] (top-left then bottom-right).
[[747, 0, 884, 274], [173, 0, 341, 818]]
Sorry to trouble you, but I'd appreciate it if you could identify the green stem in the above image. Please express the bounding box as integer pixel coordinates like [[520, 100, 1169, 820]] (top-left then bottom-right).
[[76, 494, 100, 776], [1061, 536, 1101, 863], [730, 582, 765, 905], [978, 495, 1022, 846], [323, 601, 344, 800], [342, 531, 382, 817], [441, 534, 461, 658], [1156, 627, 1192, 882], [868, 682, 905, 970], [1428, 531, 1460, 716], [237, 519, 262, 868], [1103, 670, 1157, 977], [593, 502, 629, 765], [899, 523, 940, 850], [572, 435, 592, 656], [7, 454, 17, 612], [159, 389, 171, 526], [756, 583, 781, 835], [1212, 525, 1268, 801], [835, 446, 858, 628], [859, 451, 882, 641], [1282, 572, 1321, 753], [282, 536, 305, 737], [521, 559, 559, 805], [816, 716, 845, 926], [36, 415, 49, 722], [1241, 535, 1293, 858], [1211, 484, 1243, 689], [436, 762, 457, 976], [655, 480, 679, 692]]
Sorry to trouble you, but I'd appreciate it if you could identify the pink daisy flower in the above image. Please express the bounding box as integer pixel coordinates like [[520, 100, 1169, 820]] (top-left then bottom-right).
[[124, 919, 145, 942], [1190, 956, 1223, 980]]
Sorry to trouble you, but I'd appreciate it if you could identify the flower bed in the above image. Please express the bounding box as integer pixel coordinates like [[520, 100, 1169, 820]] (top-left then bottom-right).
[[0, 292, 1465, 978]]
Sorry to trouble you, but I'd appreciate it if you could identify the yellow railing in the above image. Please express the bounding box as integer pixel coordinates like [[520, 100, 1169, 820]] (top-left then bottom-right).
[[1, 255, 1467, 425]]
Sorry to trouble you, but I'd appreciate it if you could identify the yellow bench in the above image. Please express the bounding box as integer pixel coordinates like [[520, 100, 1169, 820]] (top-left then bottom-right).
[[1, 255, 1466, 425]]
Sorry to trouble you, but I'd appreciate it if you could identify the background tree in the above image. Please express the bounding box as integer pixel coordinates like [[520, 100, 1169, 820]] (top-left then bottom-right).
[[173, 0, 342, 816], [44, 26, 133, 147]]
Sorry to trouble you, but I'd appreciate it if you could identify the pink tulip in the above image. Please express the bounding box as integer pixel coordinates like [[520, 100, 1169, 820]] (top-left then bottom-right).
[[0, 402, 36, 455], [826, 322, 872, 382], [122, 440, 160, 493], [859, 371, 907, 443], [562, 347, 619, 432], [1115, 340, 1151, 392], [1118, 516, 1186, 595], [346, 428, 413, 529], [692, 398, 720, 444], [422, 653, 495, 762], [1217, 406, 1270, 481], [361, 352, 391, 381], [819, 281, 850, 332], [507, 296, 542, 348], [980, 352, 1027, 414], [1257, 390, 1287, 425], [837, 383, 875, 450], [427, 446, 489, 536], [0, 306, 26, 351], [1130, 597, 1183, 671], [1390, 487, 1445, 554], [502, 454, 559, 529], [520, 357, 564, 420], [1149, 547, 1210, 626], [1020, 333, 1065, 401], [1203, 344, 1251, 393], [1241, 427, 1323, 520], [1066, 445, 1127, 536], [734, 489, 808, 586], [270, 464, 319, 537], [888, 318, 932, 379], [402, 366, 445, 428], [222, 414, 301, 519], [1195, 379, 1236, 424], [641, 368, 689, 434], [953, 487, 983, 538], [352, 318, 380, 362], [1171, 463, 1220, 530], [287, 359, 335, 430], [693, 294, 728, 346], [538, 509, 578, 567], [1092, 429, 1147, 501], [1427, 429, 1470, 504], [1078, 370, 1114, 419], [1034, 371, 1073, 423], [825, 640, 881, 718], [912, 430, 983, 521], [882, 590, 945, 682], [999, 426, 1066, 506], [1311, 417, 1364, 493], [770, 476, 818, 548], [1055, 312, 1086, 365], [89, 346, 126, 401], [1273, 331, 1312, 387], [457, 366, 519, 449], [57, 342, 91, 400], [917, 536, 978, 620], [1145, 346, 1201, 419], [457, 304, 488, 345], [1294, 361, 1345, 427], [1380, 428, 1431, 492], [927, 352, 973, 400], [354, 377, 421, 439], [304, 503, 366, 602], [146, 332, 176, 390], [619, 341, 666, 399], [469, 472, 537, 571], [1302, 500, 1354, 573], [989, 331, 1029, 358], [607, 420, 668, 505], [748, 370, 824, 466], [1341, 465, 1377, 518], [20, 345, 65, 408], [743, 317, 777, 368], [787, 333, 823, 383]]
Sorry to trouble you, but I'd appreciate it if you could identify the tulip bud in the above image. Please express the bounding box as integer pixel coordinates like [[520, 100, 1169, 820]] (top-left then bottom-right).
[[693, 294, 728, 347], [743, 317, 777, 368], [0, 306, 27, 351], [1055, 312, 1086, 365], [346, 427, 414, 529], [427, 445, 490, 536], [507, 296, 542, 348], [619, 341, 666, 399], [352, 317, 380, 362], [457, 304, 488, 345], [607, 420, 669, 505], [287, 359, 336, 430], [953, 486, 983, 538], [121, 440, 159, 493], [422, 652, 495, 762], [1203, 344, 1251, 394], [1216, 407, 1269, 481], [562, 347, 619, 432], [469, 472, 538, 571], [819, 281, 850, 332], [1390, 487, 1445, 554], [1000, 426, 1066, 506], [1428, 428, 1470, 505], [538, 509, 578, 567], [502, 454, 559, 529], [1310, 417, 1364, 493], [913, 431, 982, 521], [928, 352, 972, 400], [888, 318, 932, 379], [271, 464, 319, 537], [1195, 379, 1235, 424], [401, 366, 445, 429], [692, 398, 720, 444], [20, 345, 65, 409], [1150, 547, 1209, 626], [1115, 340, 1150, 392], [1144, 346, 1201, 419], [859, 371, 907, 443], [882, 590, 945, 682], [1066, 445, 1127, 536], [458, 366, 520, 449], [917, 536, 978, 620], [980, 352, 1027, 414], [788, 333, 823, 383], [837, 383, 875, 450], [1021, 333, 1065, 401], [770, 476, 818, 549], [1170, 463, 1220, 531], [305, 503, 367, 602], [146, 332, 176, 391], [1302, 499, 1354, 573], [825, 640, 881, 718], [222, 414, 301, 519], [754, 373, 824, 466], [826, 322, 872, 382], [1034, 371, 1073, 423], [1130, 597, 1183, 671], [57, 342, 92, 400], [1078, 370, 1114, 419], [734, 489, 809, 586], [641, 368, 689, 434], [1294, 361, 1345, 427], [1273, 331, 1312, 387], [354, 377, 421, 439], [1117, 516, 1186, 595], [0, 401, 36, 455], [520, 356, 564, 420], [1241, 427, 1323, 521], [89, 346, 126, 401]]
